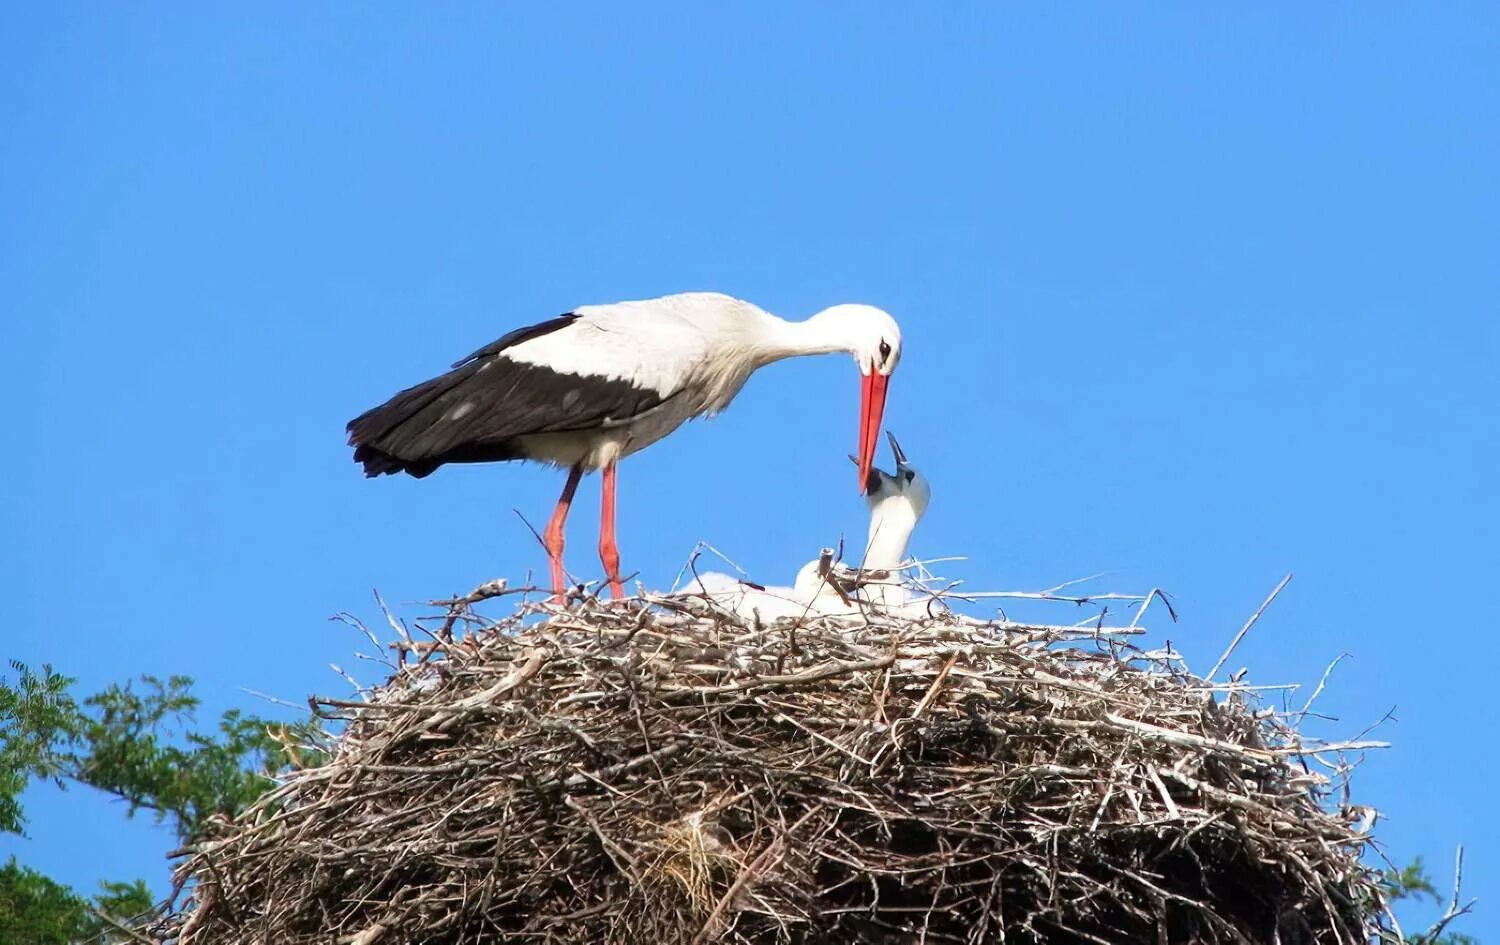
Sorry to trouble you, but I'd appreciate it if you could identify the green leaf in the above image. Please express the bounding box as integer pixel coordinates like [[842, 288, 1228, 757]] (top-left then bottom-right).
[[0, 857, 95, 945], [0, 663, 327, 942]]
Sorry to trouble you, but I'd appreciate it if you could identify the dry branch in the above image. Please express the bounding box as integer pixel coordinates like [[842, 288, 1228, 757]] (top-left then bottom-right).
[[153, 584, 1395, 945]]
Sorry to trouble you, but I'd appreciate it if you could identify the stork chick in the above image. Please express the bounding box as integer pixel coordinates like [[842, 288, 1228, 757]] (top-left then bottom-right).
[[692, 432, 932, 619], [795, 431, 932, 612]]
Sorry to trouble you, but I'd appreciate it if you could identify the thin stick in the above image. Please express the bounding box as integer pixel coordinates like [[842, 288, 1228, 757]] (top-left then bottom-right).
[[1206, 573, 1293, 682], [1041, 571, 1119, 595], [87, 908, 154, 945], [1422, 847, 1475, 943], [1128, 588, 1178, 629], [1293, 652, 1349, 721], [672, 539, 749, 592], [512, 507, 546, 552], [936, 590, 1153, 604]]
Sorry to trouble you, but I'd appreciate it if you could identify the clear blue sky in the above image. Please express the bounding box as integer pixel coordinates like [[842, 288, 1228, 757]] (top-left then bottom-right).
[[3, 3, 1496, 935]]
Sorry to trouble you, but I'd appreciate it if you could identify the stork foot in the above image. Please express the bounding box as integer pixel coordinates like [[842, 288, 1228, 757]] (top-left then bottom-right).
[[600, 546, 624, 600]]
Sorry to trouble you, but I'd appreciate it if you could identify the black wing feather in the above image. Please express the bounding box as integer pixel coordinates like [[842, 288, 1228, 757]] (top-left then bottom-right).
[[449, 314, 578, 368], [346, 314, 669, 478]]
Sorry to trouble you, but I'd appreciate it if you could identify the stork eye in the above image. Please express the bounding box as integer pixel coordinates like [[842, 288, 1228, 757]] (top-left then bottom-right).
[[878, 340, 892, 359], [903, 470, 915, 484]]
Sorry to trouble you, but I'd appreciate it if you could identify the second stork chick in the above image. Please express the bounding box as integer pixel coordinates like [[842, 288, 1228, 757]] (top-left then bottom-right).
[[692, 432, 931, 619]]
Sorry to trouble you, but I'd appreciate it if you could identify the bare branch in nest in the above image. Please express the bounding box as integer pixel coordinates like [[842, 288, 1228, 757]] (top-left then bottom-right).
[[1207, 572, 1294, 682], [152, 579, 1396, 945]]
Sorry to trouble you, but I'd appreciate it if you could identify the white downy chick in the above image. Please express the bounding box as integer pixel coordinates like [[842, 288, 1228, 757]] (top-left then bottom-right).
[[795, 431, 932, 613], [688, 431, 932, 621]]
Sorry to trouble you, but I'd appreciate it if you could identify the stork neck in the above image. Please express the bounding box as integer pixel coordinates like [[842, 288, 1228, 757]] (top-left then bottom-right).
[[863, 497, 918, 571], [757, 312, 853, 362]]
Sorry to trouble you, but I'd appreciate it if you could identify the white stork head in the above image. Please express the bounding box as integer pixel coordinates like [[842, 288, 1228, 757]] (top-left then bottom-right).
[[862, 431, 931, 523], [804, 303, 903, 493], [848, 430, 931, 570]]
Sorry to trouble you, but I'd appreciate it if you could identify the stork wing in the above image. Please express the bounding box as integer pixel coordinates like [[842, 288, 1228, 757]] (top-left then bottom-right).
[[347, 307, 710, 476]]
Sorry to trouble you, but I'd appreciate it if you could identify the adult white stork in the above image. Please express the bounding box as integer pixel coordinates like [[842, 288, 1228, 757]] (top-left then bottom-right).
[[346, 291, 903, 599]]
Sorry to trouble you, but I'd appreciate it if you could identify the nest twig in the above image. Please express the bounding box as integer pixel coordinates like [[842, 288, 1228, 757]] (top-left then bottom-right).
[[155, 585, 1395, 945]]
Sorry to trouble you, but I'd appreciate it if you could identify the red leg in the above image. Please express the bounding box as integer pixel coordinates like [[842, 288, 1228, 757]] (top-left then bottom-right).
[[544, 464, 583, 602], [598, 460, 624, 599]]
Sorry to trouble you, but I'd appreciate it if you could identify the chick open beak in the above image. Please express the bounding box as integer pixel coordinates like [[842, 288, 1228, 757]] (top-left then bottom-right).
[[885, 430, 908, 467]]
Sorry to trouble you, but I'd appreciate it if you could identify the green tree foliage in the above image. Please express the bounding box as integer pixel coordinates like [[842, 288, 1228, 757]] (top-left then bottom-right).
[[0, 660, 323, 944], [0, 663, 74, 835], [0, 859, 97, 945], [1382, 857, 1478, 945], [0, 861, 151, 945]]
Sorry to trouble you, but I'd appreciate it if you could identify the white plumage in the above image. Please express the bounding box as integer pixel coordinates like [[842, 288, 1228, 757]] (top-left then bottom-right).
[[494, 293, 901, 470], [688, 432, 933, 620], [348, 291, 905, 599]]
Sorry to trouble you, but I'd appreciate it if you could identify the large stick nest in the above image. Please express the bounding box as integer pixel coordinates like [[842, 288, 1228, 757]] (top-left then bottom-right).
[[159, 585, 1389, 945]]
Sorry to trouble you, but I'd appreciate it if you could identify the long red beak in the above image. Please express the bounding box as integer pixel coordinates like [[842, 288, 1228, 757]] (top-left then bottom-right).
[[857, 371, 889, 493]]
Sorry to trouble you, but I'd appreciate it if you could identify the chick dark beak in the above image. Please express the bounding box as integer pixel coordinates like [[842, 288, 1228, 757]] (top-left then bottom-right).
[[885, 430, 908, 467]]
